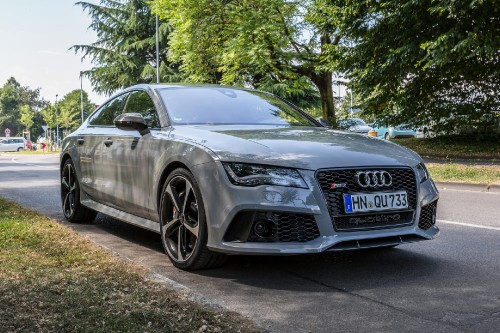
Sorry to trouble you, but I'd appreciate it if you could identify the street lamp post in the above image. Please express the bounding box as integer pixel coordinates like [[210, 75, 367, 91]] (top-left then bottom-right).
[[156, 14, 160, 84], [55, 94, 59, 149], [80, 72, 84, 124]]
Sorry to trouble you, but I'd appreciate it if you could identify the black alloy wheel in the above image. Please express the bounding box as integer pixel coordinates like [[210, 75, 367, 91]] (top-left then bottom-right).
[[61, 159, 96, 222], [160, 168, 226, 270]]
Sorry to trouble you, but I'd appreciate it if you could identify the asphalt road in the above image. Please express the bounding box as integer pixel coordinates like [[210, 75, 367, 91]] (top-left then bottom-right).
[[1, 154, 499, 333]]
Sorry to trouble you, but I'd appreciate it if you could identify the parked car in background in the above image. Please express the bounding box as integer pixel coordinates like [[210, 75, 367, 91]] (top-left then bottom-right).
[[0, 137, 26, 152], [60, 84, 439, 270], [338, 118, 373, 135], [372, 124, 417, 140]]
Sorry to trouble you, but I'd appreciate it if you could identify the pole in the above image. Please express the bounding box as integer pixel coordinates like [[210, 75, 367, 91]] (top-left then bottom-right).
[[80, 72, 84, 124], [156, 14, 160, 84], [55, 94, 59, 149], [338, 84, 341, 107], [350, 88, 353, 117]]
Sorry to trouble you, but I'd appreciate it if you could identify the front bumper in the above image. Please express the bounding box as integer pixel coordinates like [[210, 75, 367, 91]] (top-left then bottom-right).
[[192, 161, 439, 255]]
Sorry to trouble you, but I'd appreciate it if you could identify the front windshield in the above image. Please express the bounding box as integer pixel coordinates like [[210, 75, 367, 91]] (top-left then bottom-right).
[[352, 119, 366, 126], [158, 87, 318, 126], [339, 118, 366, 129]]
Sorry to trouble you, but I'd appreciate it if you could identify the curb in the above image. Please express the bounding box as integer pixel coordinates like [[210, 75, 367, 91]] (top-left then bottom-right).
[[434, 181, 500, 193]]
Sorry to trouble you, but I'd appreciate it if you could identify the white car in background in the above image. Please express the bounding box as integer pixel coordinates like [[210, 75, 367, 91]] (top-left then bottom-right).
[[338, 118, 373, 135], [0, 137, 26, 152]]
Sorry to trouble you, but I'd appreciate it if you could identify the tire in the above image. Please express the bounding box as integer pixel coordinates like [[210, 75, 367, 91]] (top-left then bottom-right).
[[61, 159, 97, 223], [17, 147, 23, 152], [160, 168, 226, 270], [384, 132, 390, 140]]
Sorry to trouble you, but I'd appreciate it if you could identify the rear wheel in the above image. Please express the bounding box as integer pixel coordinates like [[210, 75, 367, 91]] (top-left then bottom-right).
[[61, 159, 96, 222], [160, 168, 226, 270], [384, 132, 390, 140], [17, 147, 23, 152]]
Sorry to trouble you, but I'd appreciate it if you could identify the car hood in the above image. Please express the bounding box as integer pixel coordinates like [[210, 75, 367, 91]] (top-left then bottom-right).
[[169, 125, 422, 170]]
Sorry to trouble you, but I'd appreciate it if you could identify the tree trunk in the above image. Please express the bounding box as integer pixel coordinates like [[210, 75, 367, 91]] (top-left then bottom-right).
[[310, 71, 336, 128]]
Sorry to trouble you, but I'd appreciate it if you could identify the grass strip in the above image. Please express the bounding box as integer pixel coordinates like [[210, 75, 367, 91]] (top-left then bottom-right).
[[0, 198, 262, 333], [426, 163, 500, 185], [395, 136, 500, 160]]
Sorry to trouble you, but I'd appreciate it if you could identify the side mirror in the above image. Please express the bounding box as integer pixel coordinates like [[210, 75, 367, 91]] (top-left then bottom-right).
[[114, 113, 150, 135]]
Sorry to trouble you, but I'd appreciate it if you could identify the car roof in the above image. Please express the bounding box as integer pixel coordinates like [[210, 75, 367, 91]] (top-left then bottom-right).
[[122, 83, 269, 95]]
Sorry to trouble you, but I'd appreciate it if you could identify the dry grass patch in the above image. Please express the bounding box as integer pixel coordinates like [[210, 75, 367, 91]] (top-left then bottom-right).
[[0, 198, 262, 333]]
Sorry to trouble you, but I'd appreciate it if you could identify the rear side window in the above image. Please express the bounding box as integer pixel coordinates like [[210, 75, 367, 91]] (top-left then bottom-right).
[[90, 93, 129, 126], [123, 91, 159, 128]]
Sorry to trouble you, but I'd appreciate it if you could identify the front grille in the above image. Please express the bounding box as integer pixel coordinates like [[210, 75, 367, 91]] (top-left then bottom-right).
[[248, 212, 320, 242], [316, 167, 417, 231], [418, 201, 437, 230]]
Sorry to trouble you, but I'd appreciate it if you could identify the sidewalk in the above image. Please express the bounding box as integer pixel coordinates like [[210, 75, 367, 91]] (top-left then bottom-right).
[[434, 181, 500, 193], [423, 157, 500, 166]]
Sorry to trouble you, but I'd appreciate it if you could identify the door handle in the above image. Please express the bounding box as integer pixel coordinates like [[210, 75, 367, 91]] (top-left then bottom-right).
[[77, 138, 85, 145], [103, 138, 113, 147]]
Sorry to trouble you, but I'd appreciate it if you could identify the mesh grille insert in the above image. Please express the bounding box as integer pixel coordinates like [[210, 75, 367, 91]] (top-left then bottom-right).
[[316, 167, 417, 231], [419, 201, 437, 230], [248, 212, 320, 242]]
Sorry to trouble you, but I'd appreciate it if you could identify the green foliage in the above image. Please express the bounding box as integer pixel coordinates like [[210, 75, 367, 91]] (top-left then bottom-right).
[[40, 105, 57, 129], [72, 0, 183, 95], [57, 90, 95, 132], [19, 105, 34, 131], [330, 0, 500, 133], [152, 0, 343, 123], [0, 77, 45, 137]]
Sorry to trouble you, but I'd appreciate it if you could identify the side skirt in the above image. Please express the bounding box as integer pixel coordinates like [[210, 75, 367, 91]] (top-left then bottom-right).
[[81, 198, 161, 234]]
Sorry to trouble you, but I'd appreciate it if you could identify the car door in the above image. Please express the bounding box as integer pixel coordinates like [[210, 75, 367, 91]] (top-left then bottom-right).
[[78, 93, 129, 203], [100, 90, 161, 220]]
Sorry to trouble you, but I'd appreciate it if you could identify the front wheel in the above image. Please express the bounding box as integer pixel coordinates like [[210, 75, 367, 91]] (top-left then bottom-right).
[[384, 132, 390, 140], [17, 147, 23, 152], [160, 168, 226, 270], [61, 159, 96, 223]]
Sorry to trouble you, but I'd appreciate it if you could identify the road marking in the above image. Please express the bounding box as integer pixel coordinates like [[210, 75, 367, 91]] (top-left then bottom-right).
[[437, 219, 500, 231], [11, 158, 59, 170]]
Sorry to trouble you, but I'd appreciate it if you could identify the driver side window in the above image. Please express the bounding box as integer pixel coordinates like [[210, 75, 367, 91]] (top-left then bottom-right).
[[89, 93, 129, 126], [123, 91, 160, 128]]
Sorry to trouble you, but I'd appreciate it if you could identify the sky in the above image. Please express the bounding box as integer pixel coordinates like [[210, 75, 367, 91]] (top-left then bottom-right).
[[0, 0, 105, 105]]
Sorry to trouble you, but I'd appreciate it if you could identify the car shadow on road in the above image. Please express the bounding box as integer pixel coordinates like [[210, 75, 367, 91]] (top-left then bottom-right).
[[67, 214, 449, 294], [193, 248, 444, 293]]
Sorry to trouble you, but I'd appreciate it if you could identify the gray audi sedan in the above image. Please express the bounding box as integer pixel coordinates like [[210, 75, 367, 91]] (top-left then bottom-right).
[[60, 84, 439, 270]]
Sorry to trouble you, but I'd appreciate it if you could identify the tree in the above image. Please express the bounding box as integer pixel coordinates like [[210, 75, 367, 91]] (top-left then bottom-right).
[[57, 90, 94, 135], [40, 104, 57, 146], [152, 0, 345, 125], [0, 77, 45, 136], [72, 0, 182, 95], [19, 105, 34, 135], [331, 0, 500, 133]]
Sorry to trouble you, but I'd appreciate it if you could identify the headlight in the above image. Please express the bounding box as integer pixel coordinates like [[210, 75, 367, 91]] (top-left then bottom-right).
[[416, 162, 430, 183], [223, 163, 308, 188]]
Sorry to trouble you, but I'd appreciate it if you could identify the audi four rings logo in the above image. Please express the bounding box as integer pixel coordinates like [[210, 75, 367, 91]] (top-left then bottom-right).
[[355, 170, 393, 188]]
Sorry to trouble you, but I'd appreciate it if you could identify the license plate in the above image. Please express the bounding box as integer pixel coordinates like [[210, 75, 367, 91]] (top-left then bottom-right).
[[344, 191, 408, 213]]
